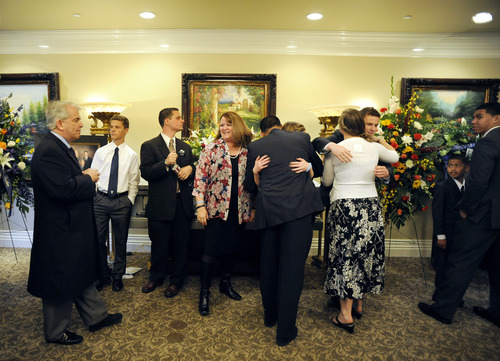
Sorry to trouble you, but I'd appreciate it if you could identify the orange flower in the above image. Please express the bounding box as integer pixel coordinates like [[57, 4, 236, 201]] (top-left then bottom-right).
[[395, 109, 402, 114], [414, 175, 421, 180], [394, 174, 400, 181], [0, 142, 6, 150], [421, 206, 428, 211], [401, 154, 407, 160], [397, 209, 403, 215], [402, 196, 410, 202], [1, 129, 7, 135]]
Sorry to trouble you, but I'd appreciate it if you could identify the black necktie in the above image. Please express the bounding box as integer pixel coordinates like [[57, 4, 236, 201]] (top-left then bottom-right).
[[461, 185, 465, 194], [108, 147, 119, 196]]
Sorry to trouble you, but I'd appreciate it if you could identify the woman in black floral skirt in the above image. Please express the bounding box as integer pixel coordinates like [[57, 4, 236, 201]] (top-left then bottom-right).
[[322, 109, 398, 333]]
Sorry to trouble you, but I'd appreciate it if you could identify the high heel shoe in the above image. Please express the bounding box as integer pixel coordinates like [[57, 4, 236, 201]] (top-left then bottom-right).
[[352, 309, 363, 320], [219, 280, 242, 301], [331, 316, 355, 334], [199, 289, 210, 316]]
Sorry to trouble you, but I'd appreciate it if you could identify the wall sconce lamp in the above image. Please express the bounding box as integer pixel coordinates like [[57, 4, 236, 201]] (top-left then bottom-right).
[[81, 102, 131, 141], [308, 105, 360, 137]]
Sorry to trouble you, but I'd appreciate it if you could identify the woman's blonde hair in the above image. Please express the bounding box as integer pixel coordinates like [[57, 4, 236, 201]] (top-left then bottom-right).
[[282, 121, 306, 133], [216, 111, 253, 147]]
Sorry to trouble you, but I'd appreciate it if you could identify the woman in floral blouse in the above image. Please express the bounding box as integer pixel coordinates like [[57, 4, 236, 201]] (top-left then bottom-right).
[[193, 111, 255, 316]]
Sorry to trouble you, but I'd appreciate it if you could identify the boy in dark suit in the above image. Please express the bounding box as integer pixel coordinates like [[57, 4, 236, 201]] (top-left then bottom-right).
[[431, 155, 468, 299]]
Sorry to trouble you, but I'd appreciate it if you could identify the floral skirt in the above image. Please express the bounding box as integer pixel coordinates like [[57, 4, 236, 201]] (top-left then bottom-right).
[[324, 197, 385, 300]]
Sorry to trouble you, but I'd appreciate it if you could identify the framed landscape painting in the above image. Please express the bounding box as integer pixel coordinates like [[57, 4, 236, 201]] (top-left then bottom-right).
[[181, 73, 276, 137], [0, 73, 60, 127], [401, 78, 500, 122]]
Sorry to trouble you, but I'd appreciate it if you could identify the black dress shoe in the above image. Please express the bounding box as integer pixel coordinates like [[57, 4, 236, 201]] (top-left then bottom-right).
[[418, 302, 452, 324], [46, 331, 83, 345], [219, 280, 242, 301], [276, 326, 298, 346], [89, 313, 123, 332], [473, 306, 500, 328], [112, 279, 124, 292]]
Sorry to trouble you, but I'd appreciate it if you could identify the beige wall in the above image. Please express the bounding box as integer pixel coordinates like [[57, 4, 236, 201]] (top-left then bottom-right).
[[2, 53, 500, 244], [2, 53, 500, 155]]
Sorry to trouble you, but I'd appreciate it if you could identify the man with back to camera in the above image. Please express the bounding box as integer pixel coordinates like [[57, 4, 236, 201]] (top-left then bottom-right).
[[419, 102, 500, 327], [140, 108, 195, 297], [27, 101, 122, 345], [92, 114, 140, 292], [245, 115, 324, 346]]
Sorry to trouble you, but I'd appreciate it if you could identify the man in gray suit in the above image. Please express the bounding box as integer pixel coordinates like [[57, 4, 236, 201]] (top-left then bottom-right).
[[419, 102, 500, 327], [245, 115, 323, 346]]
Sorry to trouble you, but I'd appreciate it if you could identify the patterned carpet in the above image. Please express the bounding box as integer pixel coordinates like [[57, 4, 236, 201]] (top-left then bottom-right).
[[1, 247, 499, 361]]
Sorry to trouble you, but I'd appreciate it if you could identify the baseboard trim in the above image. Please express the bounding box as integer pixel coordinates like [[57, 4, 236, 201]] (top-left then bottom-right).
[[0, 230, 431, 258]]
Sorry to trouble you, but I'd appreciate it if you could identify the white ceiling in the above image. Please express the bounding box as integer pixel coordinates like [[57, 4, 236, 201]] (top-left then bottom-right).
[[1, 0, 499, 58]]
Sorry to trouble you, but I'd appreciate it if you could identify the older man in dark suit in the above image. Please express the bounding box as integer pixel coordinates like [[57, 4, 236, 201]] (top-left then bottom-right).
[[27, 101, 122, 345], [245, 115, 323, 346], [140, 107, 195, 297], [419, 102, 500, 327]]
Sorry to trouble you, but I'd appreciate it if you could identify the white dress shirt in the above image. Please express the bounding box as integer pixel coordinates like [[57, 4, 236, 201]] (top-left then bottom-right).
[[91, 141, 140, 204]]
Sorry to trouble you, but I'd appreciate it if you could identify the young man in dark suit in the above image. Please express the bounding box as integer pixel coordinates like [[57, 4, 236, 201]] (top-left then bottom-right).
[[245, 115, 324, 346], [140, 108, 195, 298], [27, 101, 122, 345], [419, 102, 500, 327], [431, 155, 468, 300]]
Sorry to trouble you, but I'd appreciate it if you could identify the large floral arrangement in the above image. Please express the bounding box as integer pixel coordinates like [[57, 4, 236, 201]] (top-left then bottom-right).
[[377, 82, 439, 229], [184, 124, 261, 160], [0, 95, 35, 216]]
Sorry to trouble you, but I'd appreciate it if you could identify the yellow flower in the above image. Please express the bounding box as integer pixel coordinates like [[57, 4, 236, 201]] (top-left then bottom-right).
[[29, 148, 34, 154], [16, 139, 20, 143], [412, 180, 421, 189], [5, 202, 11, 209], [393, 131, 399, 136], [397, 163, 407, 173]]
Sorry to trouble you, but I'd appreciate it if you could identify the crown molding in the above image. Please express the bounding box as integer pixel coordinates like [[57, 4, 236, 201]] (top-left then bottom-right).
[[1, 29, 500, 58]]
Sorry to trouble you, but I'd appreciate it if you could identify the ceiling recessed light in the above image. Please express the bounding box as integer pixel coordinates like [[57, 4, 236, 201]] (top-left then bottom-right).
[[286, 45, 298, 49], [140, 11, 156, 19], [402, 15, 412, 20], [307, 13, 323, 21], [412, 48, 424, 52], [472, 12, 493, 24], [160, 44, 169, 48], [38, 45, 49, 48], [73, 13, 82, 18]]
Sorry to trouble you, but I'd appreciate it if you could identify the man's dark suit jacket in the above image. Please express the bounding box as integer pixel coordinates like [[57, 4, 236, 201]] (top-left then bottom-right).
[[140, 135, 195, 221], [27, 132, 100, 301], [245, 128, 324, 229], [458, 127, 500, 228]]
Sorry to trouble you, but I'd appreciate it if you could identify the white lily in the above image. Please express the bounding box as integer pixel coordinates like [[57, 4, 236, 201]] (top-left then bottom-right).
[[0, 148, 15, 169]]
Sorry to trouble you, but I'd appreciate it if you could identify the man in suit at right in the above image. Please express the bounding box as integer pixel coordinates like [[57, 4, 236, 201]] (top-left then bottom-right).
[[419, 102, 500, 327], [245, 115, 324, 346], [140, 108, 195, 298]]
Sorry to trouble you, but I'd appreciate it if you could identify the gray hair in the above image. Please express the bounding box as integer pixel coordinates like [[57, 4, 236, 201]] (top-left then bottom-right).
[[45, 101, 81, 130]]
